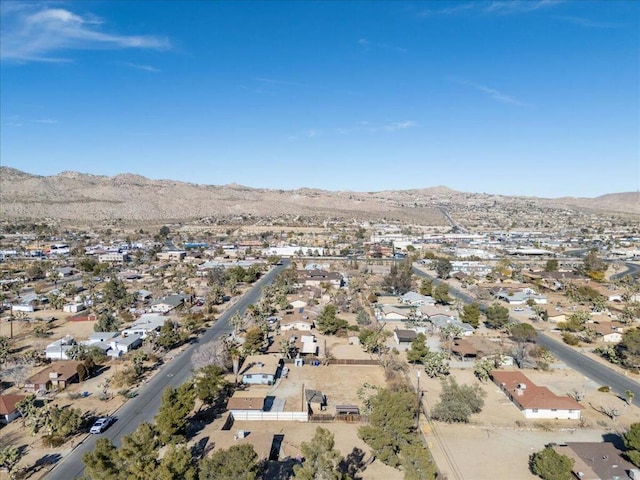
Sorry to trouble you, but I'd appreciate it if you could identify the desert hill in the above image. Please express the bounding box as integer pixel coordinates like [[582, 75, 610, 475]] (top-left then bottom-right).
[[0, 167, 637, 223]]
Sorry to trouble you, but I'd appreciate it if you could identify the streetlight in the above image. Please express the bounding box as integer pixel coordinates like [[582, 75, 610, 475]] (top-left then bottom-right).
[[416, 370, 421, 429]]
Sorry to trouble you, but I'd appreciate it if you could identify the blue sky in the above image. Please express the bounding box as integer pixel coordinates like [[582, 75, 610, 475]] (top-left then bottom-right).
[[1, 1, 638, 198]]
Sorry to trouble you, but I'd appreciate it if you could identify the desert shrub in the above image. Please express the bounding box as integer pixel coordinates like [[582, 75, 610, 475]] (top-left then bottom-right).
[[42, 435, 66, 448], [561, 332, 580, 346], [110, 366, 138, 388], [598, 385, 610, 393]]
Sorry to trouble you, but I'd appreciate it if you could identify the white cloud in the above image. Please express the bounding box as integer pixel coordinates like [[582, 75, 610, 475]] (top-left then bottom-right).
[[385, 121, 418, 131], [36, 118, 58, 124], [417, 0, 560, 17], [1, 5, 170, 62], [306, 129, 322, 138], [452, 78, 529, 107], [554, 15, 622, 29], [121, 62, 161, 73], [483, 0, 560, 14], [358, 38, 406, 53]]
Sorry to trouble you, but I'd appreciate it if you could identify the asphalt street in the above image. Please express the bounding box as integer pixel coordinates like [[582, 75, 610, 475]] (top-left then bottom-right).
[[46, 260, 288, 480], [412, 265, 640, 406]]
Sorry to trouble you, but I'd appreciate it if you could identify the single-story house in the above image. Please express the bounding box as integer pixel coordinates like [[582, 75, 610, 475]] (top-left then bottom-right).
[[157, 249, 187, 261], [592, 321, 624, 343], [45, 335, 77, 360], [377, 305, 411, 321], [241, 355, 281, 385], [136, 289, 153, 303], [290, 300, 307, 309], [86, 332, 120, 344], [491, 370, 583, 420], [226, 387, 269, 411], [394, 328, 417, 344], [401, 292, 435, 306], [300, 335, 319, 355], [107, 334, 143, 357], [553, 442, 636, 480], [63, 303, 86, 313], [56, 267, 74, 278], [98, 252, 128, 263], [495, 288, 548, 305], [0, 394, 26, 424], [121, 313, 169, 338], [428, 315, 475, 336], [297, 269, 343, 289], [25, 361, 82, 393], [281, 308, 314, 332], [11, 304, 35, 313], [150, 294, 185, 313]]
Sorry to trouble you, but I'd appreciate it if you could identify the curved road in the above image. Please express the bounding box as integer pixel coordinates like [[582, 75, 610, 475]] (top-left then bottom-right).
[[47, 260, 289, 480], [412, 265, 640, 407]]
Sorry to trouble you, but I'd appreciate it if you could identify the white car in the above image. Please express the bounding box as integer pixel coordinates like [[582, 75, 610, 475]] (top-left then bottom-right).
[[513, 307, 525, 312], [90, 417, 114, 434]]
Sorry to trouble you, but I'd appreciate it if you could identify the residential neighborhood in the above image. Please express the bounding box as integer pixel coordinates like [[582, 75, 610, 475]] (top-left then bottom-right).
[[0, 213, 638, 480]]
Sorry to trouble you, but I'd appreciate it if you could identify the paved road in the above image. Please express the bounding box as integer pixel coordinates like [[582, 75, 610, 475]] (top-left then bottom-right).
[[611, 261, 640, 281], [46, 260, 288, 480], [436, 206, 468, 234], [412, 265, 640, 406]]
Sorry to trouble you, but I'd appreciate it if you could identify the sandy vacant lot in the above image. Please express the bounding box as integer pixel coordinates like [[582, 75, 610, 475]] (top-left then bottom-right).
[[418, 367, 640, 480]]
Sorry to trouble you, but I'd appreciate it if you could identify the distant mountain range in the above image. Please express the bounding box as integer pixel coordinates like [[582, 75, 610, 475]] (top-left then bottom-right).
[[0, 167, 638, 223]]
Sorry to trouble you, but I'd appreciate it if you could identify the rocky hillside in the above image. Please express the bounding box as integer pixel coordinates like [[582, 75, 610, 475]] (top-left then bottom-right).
[[0, 167, 637, 223]]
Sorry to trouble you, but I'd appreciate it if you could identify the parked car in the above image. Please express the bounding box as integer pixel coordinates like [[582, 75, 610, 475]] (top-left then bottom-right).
[[513, 307, 525, 312], [90, 416, 114, 434]]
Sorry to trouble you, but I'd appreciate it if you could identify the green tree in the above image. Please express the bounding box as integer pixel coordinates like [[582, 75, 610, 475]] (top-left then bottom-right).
[[155, 383, 195, 444], [195, 365, 228, 409], [0, 336, 10, 363], [509, 323, 538, 343], [316, 304, 348, 335], [157, 445, 197, 480], [199, 444, 259, 480], [460, 303, 481, 328], [44, 404, 83, 437], [582, 249, 607, 281], [382, 262, 413, 295], [294, 427, 347, 480], [157, 320, 184, 350], [433, 283, 452, 305], [530, 446, 574, 480], [0, 446, 22, 480], [544, 259, 558, 272], [430, 377, 486, 423], [102, 276, 133, 311], [358, 388, 416, 467], [94, 312, 120, 333], [358, 328, 389, 355], [401, 442, 438, 480], [434, 258, 452, 279], [83, 438, 123, 480], [419, 278, 432, 296], [406, 333, 429, 364], [119, 422, 160, 479], [484, 303, 510, 329], [356, 308, 372, 326], [242, 326, 265, 354], [624, 423, 640, 466], [617, 327, 640, 369]]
